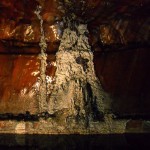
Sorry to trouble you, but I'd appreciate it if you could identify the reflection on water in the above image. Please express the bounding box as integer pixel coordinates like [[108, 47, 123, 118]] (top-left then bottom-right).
[[0, 134, 150, 150]]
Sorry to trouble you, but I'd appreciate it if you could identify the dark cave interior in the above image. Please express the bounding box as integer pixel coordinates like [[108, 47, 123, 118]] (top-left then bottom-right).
[[0, 0, 150, 136]]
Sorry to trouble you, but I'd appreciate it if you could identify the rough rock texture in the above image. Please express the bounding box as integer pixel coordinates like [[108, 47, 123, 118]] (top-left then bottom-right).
[[48, 24, 107, 126], [0, 118, 127, 134], [0, 55, 40, 114], [35, 6, 48, 113], [0, 0, 150, 134], [0, 54, 56, 114]]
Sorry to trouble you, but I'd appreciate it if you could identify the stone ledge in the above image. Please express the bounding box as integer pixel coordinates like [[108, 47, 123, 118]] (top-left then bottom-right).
[[0, 118, 127, 134]]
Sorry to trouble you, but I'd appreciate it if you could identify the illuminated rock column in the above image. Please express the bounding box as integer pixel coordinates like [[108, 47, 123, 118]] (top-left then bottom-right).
[[48, 24, 105, 121]]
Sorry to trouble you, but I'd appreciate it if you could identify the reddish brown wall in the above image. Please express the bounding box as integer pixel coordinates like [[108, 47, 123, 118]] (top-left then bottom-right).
[[94, 48, 150, 115], [0, 54, 56, 114]]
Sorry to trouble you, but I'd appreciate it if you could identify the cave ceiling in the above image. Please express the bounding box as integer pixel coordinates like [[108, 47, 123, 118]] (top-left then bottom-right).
[[0, 0, 149, 54]]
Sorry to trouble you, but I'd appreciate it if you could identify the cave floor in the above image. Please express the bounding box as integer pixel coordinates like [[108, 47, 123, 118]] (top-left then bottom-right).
[[0, 133, 150, 150], [0, 118, 150, 134]]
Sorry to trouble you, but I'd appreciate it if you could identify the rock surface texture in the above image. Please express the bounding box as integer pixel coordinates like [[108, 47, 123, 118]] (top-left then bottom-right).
[[0, 0, 149, 134], [48, 24, 105, 124]]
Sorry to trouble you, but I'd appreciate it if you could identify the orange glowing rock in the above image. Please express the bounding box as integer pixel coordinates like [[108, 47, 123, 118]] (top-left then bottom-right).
[[0, 55, 56, 114]]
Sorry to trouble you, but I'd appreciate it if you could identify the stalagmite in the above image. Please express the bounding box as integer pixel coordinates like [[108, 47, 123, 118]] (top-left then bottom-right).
[[34, 5, 106, 123], [48, 23, 105, 123]]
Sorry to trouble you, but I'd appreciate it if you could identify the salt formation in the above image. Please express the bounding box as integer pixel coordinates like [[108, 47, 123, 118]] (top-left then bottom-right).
[[35, 5, 106, 123], [35, 6, 48, 113], [48, 24, 105, 123]]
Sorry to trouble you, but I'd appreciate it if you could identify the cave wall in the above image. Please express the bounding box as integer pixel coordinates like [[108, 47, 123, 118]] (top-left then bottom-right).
[[0, 54, 56, 114], [0, 0, 149, 118], [94, 48, 150, 115]]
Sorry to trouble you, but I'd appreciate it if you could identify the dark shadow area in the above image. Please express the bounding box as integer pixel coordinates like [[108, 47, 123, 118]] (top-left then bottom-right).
[[0, 112, 57, 121], [0, 134, 150, 150]]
